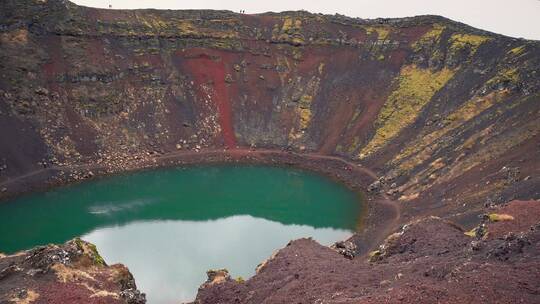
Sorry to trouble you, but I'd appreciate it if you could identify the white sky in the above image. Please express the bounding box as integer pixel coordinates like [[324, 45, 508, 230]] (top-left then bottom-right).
[[72, 0, 540, 40]]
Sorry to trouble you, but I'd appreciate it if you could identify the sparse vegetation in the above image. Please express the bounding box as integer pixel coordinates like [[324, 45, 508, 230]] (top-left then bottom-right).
[[359, 65, 455, 159], [488, 213, 515, 222]]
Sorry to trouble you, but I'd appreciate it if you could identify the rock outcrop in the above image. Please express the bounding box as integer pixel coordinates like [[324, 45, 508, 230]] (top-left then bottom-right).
[[0, 238, 145, 304]]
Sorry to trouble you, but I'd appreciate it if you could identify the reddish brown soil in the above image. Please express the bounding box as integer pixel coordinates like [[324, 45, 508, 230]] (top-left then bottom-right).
[[195, 200, 540, 304], [180, 49, 238, 148]]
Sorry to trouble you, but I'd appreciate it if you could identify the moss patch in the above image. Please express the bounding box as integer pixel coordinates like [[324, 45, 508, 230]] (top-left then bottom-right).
[[359, 65, 455, 159], [488, 213, 514, 222], [392, 91, 508, 171], [508, 45, 526, 56], [449, 33, 490, 56], [412, 24, 445, 50], [486, 67, 520, 87], [368, 250, 382, 262], [364, 26, 391, 40], [273, 16, 305, 46], [74, 238, 106, 266]]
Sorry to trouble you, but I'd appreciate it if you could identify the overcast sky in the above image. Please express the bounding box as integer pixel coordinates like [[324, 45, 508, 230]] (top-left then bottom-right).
[[72, 0, 540, 40]]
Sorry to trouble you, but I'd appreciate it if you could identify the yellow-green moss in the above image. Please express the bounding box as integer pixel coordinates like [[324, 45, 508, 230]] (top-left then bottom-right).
[[282, 17, 302, 34], [486, 67, 520, 87], [392, 91, 508, 171], [364, 26, 391, 40], [464, 228, 477, 237], [273, 16, 305, 45], [412, 24, 445, 49], [508, 45, 526, 56], [298, 108, 311, 130], [235, 276, 245, 283], [74, 238, 106, 266], [123, 14, 239, 40], [298, 94, 313, 130], [368, 250, 382, 262], [358, 65, 455, 159], [449, 33, 490, 55], [396, 95, 537, 197], [488, 213, 514, 222], [288, 77, 321, 142]]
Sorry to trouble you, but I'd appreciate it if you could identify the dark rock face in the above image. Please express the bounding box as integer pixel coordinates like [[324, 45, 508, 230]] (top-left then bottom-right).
[[0, 238, 146, 304]]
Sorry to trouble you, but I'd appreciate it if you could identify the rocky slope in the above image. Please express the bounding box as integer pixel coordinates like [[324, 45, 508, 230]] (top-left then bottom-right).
[[196, 200, 540, 303], [0, 0, 539, 302]]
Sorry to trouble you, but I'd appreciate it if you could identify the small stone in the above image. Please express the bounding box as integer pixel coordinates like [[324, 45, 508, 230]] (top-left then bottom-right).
[[204, 269, 231, 286], [34, 87, 49, 95], [331, 241, 357, 259], [120, 288, 146, 304], [367, 180, 381, 192]]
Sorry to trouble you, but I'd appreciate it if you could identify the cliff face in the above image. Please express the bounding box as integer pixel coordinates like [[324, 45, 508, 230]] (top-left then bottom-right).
[[1, 0, 539, 221]]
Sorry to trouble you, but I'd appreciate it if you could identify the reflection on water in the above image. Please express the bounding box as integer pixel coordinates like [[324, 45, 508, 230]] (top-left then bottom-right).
[[82, 216, 352, 303], [87, 199, 156, 215], [0, 165, 362, 304]]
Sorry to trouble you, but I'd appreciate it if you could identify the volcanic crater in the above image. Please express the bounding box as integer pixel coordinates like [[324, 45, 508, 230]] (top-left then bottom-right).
[[0, 0, 539, 303]]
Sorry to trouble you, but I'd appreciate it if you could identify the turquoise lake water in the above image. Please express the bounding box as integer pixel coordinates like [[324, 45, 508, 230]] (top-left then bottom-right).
[[0, 165, 362, 303]]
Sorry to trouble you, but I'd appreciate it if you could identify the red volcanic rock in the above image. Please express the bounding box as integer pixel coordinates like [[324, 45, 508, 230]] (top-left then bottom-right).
[[195, 212, 540, 303], [485, 200, 540, 239]]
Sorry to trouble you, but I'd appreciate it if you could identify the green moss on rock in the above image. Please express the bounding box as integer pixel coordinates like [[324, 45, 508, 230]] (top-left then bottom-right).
[[448, 33, 490, 56], [359, 65, 455, 159]]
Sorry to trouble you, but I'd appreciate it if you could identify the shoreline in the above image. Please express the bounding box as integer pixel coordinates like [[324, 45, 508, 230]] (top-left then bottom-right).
[[0, 148, 401, 256]]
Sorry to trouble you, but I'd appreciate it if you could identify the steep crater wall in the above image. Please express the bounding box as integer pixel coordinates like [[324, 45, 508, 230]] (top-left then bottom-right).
[[0, 0, 539, 225]]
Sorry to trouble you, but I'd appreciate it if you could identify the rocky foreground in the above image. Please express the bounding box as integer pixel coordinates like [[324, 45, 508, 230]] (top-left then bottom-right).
[[0, 239, 145, 304], [195, 200, 540, 303]]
